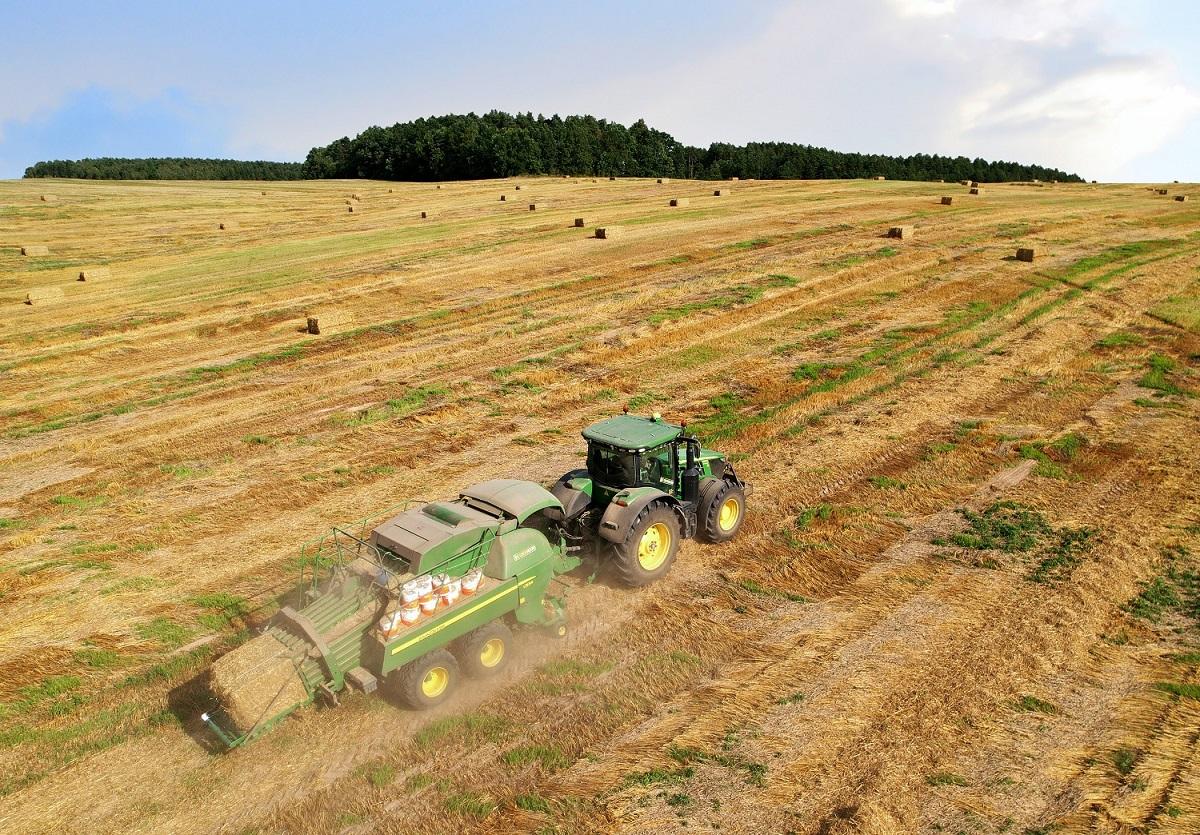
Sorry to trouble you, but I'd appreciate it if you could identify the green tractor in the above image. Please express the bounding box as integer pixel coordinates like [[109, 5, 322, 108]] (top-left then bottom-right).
[[197, 413, 747, 748], [549, 411, 751, 585]]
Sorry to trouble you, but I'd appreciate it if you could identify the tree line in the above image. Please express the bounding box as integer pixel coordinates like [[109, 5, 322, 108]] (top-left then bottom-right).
[[24, 157, 304, 180], [25, 112, 1084, 183], [301, 112, 1083, 183]]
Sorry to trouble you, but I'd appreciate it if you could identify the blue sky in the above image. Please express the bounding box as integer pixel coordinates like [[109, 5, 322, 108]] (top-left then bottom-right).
[[1, 0, 1196, 181]]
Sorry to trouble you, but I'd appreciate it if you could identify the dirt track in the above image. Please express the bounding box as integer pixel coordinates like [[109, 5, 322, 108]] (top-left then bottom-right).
[[1, 176, 1197, 834]]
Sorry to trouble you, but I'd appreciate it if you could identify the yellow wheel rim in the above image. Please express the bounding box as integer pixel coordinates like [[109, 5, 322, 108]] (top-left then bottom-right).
[[718, 497, 741, 532], [420, 666, 449, 698], [479, 638, 505, 668], [637, 522, 672, 571]]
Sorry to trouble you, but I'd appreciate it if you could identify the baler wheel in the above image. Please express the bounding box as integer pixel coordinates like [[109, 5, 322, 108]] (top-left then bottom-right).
[[454, 620, 514, 678], [392, 649, 460, 710]]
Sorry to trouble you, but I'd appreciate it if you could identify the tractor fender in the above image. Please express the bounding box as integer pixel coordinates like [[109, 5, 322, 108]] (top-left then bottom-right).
[[597, 488, 680, 544]]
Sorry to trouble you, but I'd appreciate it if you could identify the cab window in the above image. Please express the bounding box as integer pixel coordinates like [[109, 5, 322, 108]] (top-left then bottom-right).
[[639, 444, 676, 489]]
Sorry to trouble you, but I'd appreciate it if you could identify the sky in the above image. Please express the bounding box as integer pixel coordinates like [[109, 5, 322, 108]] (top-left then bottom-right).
[[0, 0, 1196, 181]]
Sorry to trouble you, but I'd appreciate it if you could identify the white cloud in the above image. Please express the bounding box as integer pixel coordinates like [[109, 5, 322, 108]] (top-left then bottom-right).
[[593, 0, 1199, 180]]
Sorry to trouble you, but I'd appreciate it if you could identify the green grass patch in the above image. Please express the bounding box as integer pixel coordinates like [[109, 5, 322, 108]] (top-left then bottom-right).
[[794, 504, 834, 528], [735, 577, 808, 602], [648, 286, 762, 324], [777, 691, 806, 705], [240, 434, 276, 446], [675, 344, 718, 369], [539, 658, 613, 678], [1095, 332, 1145, 348], [73, 647, 123, 668], [135, 616, 192, 649], [1139, 353, 1192, 397], [1112, 747, 1138, 776], [414, 713, 510, 748], [868, 475, 906, 490], [185, 344, 307, 381], [191, 592, 250, 630], [333, 384, 450, 427], [1013, 695, 1060, 715], [50, 494, 106, 511], [444, 789, 496, 818], [626, 392, 665, 411], [364, 763, 395, 788], [1155, 681, 1200, 700], [938, 501, 1051, 552], [514, 794, 551, 813], [159, 463, 207, 479], [727, 237, 770, 250], [925, 772, 968, 787], [501, 744, 570, 771], [1028, 527, 1097, 584]]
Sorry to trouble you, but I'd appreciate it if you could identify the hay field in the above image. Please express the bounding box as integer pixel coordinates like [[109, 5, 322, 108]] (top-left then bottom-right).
[[1, 175, 1198, 834]]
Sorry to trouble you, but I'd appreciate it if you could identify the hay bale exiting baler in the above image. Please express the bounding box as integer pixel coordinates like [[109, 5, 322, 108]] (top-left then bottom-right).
[[1016, 247, 1039, 262], [20, 245, 50, 256], [78, 267, 111, 282], [25, 287, 65, 305], [888, 226, 914, 239], [207, 633, 310, 734]]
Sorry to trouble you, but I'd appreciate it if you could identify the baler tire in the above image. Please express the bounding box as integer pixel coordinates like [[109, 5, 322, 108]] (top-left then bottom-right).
[[454, 620, 514, 678], [699, 479, 746, 544], [392, 649, 459, 710], [611, 503, 680, 587]]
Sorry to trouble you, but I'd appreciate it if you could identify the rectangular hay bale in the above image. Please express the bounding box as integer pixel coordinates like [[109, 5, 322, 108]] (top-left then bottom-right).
[[528, 203, 538, 211], [304, 310, 353, 335], [669, 198, 689, 207], [1157, 189, 1168, 195], [713, 189, 725, 196], [657, 178, 668, 184], [595, 226, 623, 239], [1174, 195, 1188, 202], [25, 286, 64, 305], [887, 226, 914, 239], [574, 217, 585, 227], [969, 187, 981, 195], [20, 245, 49, 256], [940, 196, 954, 205], [208, 633, 309, 733], [78, 267, 111, 282], [873, 176, 885, 181], [1016, 247, 1038, 262]]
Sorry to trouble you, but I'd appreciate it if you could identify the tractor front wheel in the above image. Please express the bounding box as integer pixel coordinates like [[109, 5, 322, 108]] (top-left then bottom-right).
[[699, 479, 746, 543], [612, 503, 680, 586], [454, 620, 514, 678], [391, 648, 460, 710]]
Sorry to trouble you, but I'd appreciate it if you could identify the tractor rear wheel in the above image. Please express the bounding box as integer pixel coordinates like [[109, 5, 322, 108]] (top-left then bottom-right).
[[454, 620, 514, 678], [698, 478, 746, 543], [392, 648, 459, 710], [611, 503, 680, 586]]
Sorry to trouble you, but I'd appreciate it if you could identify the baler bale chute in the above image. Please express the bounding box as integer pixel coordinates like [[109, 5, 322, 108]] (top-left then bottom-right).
[[199, 413, 750, 748]]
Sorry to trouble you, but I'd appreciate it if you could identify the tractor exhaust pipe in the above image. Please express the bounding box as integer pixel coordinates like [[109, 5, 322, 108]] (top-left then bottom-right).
[[682, 433, 700, 503]]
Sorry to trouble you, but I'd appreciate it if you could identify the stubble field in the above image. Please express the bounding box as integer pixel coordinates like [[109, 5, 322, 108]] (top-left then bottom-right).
[[1, 175, 1198, 834]]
